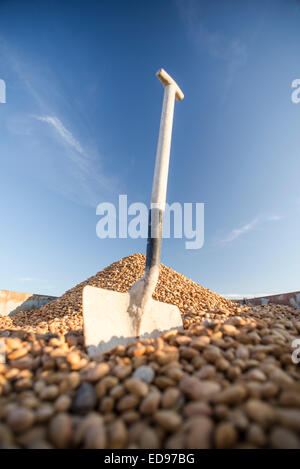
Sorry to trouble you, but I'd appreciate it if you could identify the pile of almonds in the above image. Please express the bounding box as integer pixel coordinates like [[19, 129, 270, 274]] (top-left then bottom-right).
[[0, 254, 239, 335], [0, 254, 299, 449]]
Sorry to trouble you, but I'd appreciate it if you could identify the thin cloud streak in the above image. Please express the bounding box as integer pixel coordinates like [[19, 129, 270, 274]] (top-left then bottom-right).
[[223, 293, 271, 299], [33, 113, 115, 206], [18, 277, 39, 282], [219, 214, 282, 244], [0, 41, 117, 207], [176, 0, 247, 102], [221, 218, 259, 243], [34, 114, 91, 175], [35, 116, 84, 155]]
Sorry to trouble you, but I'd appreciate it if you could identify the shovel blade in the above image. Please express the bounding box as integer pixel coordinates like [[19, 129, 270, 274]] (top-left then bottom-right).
[[82, 285, 183, 356]]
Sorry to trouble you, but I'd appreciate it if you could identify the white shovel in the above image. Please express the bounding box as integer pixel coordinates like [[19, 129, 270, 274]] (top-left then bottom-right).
[[83, 69, 184, 356]]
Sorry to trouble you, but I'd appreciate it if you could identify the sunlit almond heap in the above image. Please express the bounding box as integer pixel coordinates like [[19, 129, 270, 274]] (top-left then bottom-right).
[[0, 254, 299, 449]]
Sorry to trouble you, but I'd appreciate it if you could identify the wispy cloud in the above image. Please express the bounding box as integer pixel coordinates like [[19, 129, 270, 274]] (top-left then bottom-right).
[[16, 277, 54, 293], [35, 116, 84, 155], [267, 215, 282, 221], [176, 0, 247, 101], [221, 218, 259, 243], [33, 114, 92, 174], [1, 41, 117, 207], [219, 214, 282, 244], [18, 277, 40, 282], [32, 114, 115, 206], [223, 292, 271, 299]]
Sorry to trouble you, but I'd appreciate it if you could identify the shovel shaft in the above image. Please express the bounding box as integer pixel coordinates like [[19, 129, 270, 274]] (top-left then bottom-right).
[[129, 69, 183, 336], [145, 70, 183, 273], [150, 83, 176, 212]]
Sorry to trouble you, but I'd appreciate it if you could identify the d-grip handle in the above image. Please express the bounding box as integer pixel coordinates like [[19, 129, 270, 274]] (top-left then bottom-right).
[[156, 68, 184, 102]]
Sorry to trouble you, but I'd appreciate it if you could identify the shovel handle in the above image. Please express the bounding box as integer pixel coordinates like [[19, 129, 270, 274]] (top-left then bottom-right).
[[145, 69, 184, 273], [129, 69, 183, 336], [156, 68, 184, 102]]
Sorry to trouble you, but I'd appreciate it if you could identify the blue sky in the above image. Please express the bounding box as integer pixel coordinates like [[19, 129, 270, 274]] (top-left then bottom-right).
[[0, 0, 300, 298]]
